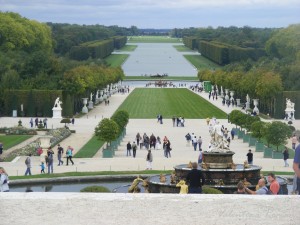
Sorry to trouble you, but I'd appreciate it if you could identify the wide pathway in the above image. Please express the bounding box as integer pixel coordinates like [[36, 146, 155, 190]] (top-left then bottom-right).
[[0, 85, 298, 176]]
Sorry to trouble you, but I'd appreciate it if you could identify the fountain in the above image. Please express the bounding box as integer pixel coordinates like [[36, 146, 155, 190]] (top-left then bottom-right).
[[146, 121, 288, 194]]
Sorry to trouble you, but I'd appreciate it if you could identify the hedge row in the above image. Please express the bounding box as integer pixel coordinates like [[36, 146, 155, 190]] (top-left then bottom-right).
[[183, 37, 265, 65], [2, 90, 62, 117], [69, 36, 127, 61]]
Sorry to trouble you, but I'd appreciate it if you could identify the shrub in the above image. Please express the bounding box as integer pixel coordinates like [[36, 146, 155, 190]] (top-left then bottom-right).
[[80, 186, 110, 193], [250, 121, 266, 141], [202, 186, 223, 194], [95, 118, 119, 147], [264, 121, 292, 150]]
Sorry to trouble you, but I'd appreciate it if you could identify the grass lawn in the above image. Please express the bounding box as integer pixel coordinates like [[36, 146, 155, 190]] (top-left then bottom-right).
[[128, 36, 182, 43], [74, 135, 105, 158], [124, 76, 198, 81], [173, 45, 196, 52], [184, 55, 222, 72], [117, 88, 227, 119], [105, 54, 129, 67], [9, 170, 294, 180], [0, 135, 33, 150]]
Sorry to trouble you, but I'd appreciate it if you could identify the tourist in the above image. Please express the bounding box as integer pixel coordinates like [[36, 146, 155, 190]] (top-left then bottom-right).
[[126, 141, 132, 156], [180, 117, 185, 127], [43, 118, 48, 129], [198, 150, 203, 164], [146, 150, 153, 170], [0, 167, 9, 192], [40, 162, 45, 174], [231, 129, 235, 140], [150, 133, 156, 149], [163, 138, 171, 158], [0, 142, 3, 155], [66, 146, 74, 166], [132, 141, 137, 158], [186, 162, 205, 194], [35, 117, 38, 127], [247, 149, 253, 165], [29, 118, 34, 128], [47, 147, 54, 174], [267, 173, 280, 195], [245, 178, 268, 195], [197, 136, 202, 151], [192, 134, 197, 151], [293, 142, 300, 195], [283, 147, 289, 167], [291, 134, 298, 150], [57, 144, 64, 166], [25, 154, 32, 176], [185, 133, 191, 146], [71, 117, 75, 125], [156, 136, 161, 150], [172, 116, 176, 127], [234, 181, 246, 194], [136, 132, 141, 147]]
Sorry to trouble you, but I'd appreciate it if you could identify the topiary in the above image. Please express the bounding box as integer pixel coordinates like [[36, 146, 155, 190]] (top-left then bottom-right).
[[202, 186, 223, 194], [80, 186, 110, 193]]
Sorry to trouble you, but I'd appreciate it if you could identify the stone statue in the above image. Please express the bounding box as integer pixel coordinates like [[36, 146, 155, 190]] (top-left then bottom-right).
[[90, 93, 93, 102], [53, 97, 62, 109], [170, 171, 176, 184], [209, 122, 230, 152], [286, 98, 295, 110], [246, 94, 250, 103], [243, 160, 250, 169], [128, 176, 144, 193]]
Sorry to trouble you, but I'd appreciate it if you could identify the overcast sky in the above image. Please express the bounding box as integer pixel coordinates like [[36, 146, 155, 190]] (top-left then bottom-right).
[[1, 0, 299, 28]]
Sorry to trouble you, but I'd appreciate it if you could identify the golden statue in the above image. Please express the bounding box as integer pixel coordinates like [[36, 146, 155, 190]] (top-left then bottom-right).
[[231, 163, 237, 170], [187, 161, 193, 168], [176, 180, 188, 194], [128, 175, 144, 193], [159, 174, 166, 183], [217, 179, 225, 186], [202, 163, 208, 170], [243, 160, 250, 168], [243, 178, 251, 187]]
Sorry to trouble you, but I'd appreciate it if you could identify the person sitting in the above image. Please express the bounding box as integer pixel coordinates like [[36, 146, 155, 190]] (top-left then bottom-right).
[[234, 181, 246, 194], [245, 178, 268, 195]]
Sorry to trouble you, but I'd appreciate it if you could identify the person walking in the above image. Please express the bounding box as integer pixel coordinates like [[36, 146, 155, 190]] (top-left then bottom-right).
[[283, 148, 289, 167], [0, 142, 3, 155], [66, 146, 74, 166], [25, 154, 32, 176], [0, 167, 9, 192], [197, 136, 202, 151], [40, 162, 45, 174], [57, 144, 64, 166], [132, 141, 137, 158], [146, 150, 153, 170], [192, 135, 197, 151], [47, 147, 54, 174], [136, 133, 141, 147], [186, 162, 205, 194], [231, 129, 235, 140], [198, 150, 203, 164], [29, 118, 34, 128], [247, 149, 253, 165], [126, 141, 132, 157]]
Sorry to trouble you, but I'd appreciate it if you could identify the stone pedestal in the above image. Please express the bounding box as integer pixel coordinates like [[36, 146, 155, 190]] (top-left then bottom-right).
[[285, 109, 295, 120], [88, 100, 94, 109], [39, 135, 52, 162], [245, 102, 250, 110], [52, 107, 62, 119], [225, 89, 229, 101], [236, 99, 241, 106], [82, 98, 88, 114], [253, 99, 259, 115]]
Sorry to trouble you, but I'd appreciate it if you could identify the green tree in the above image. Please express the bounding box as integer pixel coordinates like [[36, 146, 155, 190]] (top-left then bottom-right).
[[111, 110, 129, 134], [95, 118, 119, 148], [250, 121, 266, 141], [264, 121, 292, 150]]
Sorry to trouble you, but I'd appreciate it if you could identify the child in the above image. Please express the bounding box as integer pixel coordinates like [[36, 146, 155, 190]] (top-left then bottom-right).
[[40, 162, 45, 174]]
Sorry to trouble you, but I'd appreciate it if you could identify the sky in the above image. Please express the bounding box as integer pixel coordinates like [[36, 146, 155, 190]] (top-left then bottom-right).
[[1, 0, 299, 28]]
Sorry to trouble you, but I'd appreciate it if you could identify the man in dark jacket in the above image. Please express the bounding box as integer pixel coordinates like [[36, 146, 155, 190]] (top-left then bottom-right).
[[186, 162, 205, 193]]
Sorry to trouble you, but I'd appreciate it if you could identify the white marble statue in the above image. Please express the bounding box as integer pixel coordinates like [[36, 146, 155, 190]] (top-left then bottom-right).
[[90, 93, 94, 102], [53, 97, 62, 109], [209, 122, 230, 152], [286, 98, 295, 110]]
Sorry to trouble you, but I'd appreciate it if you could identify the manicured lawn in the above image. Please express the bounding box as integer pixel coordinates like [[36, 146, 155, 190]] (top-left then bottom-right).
[[184, 55, 222, 72], [105, 54, 129, 67], [9, 170, 294, 180], [117, 88, 227, 119], [173, 45, 196, 52], [74, 135, 105, 158], [0, 135, 33, 150], [128, 36, 182, 43], [124, 76, 198, 81]]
